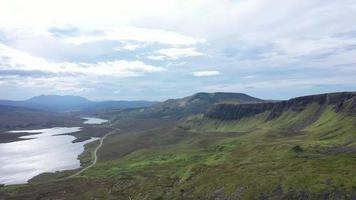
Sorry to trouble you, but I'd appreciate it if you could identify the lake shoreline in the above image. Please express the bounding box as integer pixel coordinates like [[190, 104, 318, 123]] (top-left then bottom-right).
[[0, 117, 87, 143], [0, 117, 111, 144], [27, 117, 111, 184], [0, 117, 109, 185], [0, 132, 39, 143]]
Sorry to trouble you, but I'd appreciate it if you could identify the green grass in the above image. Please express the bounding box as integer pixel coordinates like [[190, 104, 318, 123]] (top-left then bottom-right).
[[79, 105, 356, 198], [3, 103, 356, 199]]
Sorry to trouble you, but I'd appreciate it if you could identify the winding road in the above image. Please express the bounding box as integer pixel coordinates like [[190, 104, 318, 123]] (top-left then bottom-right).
[[68, 127, 119, 178]]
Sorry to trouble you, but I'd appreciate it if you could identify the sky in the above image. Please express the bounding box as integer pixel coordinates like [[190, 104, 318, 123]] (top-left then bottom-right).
[[0, 0, 356, 101]]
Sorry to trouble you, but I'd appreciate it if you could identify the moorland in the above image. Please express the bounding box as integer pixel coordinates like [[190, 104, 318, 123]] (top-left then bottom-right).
[[0, 92, 356, 200]]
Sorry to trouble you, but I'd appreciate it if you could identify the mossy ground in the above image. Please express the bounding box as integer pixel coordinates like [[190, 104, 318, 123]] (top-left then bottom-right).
[[68, 104, 356, 199], [2, 104, 356, 199]]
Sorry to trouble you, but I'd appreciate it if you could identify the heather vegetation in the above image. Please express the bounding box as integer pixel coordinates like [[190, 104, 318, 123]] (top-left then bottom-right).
[[1, 92, 356, 199]]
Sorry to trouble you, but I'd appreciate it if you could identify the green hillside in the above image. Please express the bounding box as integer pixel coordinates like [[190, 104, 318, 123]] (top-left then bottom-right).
[[1, 92, 356, 200]]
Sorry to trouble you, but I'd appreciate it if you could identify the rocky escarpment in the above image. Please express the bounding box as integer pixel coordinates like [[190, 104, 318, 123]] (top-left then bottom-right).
[[206, 92, 356, 121]]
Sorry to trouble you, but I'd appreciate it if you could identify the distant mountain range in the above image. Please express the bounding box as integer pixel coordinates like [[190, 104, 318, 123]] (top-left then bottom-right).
[[0, 95, 158, 112]]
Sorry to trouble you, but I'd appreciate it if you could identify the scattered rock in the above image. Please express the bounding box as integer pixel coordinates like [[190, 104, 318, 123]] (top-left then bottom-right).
[[292, 145, 303, 153]]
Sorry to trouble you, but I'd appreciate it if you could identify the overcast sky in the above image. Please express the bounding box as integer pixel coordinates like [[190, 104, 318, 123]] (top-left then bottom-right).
[[1, 0, 356, 101]]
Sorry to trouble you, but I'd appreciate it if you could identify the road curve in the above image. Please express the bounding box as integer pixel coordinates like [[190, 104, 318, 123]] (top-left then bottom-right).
[[68, 128, 118, 178]]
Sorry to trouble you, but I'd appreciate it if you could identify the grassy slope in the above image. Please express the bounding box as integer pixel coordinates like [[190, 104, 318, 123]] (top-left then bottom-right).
[[71, 104, 356, 199], [2, 103, 356, 199], [180, 104, 356, 197]]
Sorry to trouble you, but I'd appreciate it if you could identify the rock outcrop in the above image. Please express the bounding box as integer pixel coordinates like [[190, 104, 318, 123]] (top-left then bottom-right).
[[206, 92, 356, 121]]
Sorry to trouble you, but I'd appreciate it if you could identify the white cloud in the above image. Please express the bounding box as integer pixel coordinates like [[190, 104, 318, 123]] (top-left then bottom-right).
[[114, 42, 148, 52], [122, 44, 141, 51], [0, 43, 54, 72], [85, 60, 166, 76], [273, 37, 356, 58], [148, 48, 204, 60], [202, 76, 356, 92], [63, 27, 205, 46], [192, 70, 220, 77], [0, 0, 356, 100], [0, 43, 165, 77], [146, 55, 166, 61]]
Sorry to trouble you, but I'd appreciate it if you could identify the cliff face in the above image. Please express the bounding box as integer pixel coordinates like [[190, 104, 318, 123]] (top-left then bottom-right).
[[206, 92, 356, 121]]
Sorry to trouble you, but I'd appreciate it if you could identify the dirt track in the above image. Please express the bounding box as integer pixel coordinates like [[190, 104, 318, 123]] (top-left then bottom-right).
[[68, 127, 119, 178]]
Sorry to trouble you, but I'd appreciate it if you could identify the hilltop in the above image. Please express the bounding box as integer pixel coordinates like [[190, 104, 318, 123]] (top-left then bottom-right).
[[110, 92, 263, 120]]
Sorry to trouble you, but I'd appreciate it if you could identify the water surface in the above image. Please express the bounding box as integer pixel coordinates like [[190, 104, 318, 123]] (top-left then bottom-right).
[[82, 117, 108, 125], [0, 127, 97, 185]]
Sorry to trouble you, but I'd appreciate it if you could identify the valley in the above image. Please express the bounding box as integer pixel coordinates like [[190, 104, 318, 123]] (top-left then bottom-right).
[[2, 1, 356, 199], [0, 92, 355, 199]]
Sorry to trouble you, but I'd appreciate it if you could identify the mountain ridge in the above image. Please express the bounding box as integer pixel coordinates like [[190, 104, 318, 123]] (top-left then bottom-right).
[[206, 91, 356, 121], [111, 92, 264, 120], [0, 95, 158, 112]]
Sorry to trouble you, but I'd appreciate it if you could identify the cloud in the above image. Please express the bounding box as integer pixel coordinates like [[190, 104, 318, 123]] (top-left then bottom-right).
[[62, 27, 206, 46], [202, 75, 356, 93], [148, 48, 204, 60], [192, 70, 220, 77], [83, 60, 166, 76], [146, 55, 166, 61], [122, 44, 141, 51], [0, 43, 165, 77], [114, 42, 148, 52], [0, 69, 55, 77], [48, 26, 80, 37], [0, 0, 356, 100]]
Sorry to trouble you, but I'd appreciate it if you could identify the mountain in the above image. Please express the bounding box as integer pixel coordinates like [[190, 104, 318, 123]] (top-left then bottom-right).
[[113, 92, 264, 119], [25, 95, 92, 111], [0, 95, 157, 112], [27, 95, 91, 105], [158, 92, 263, 116]]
